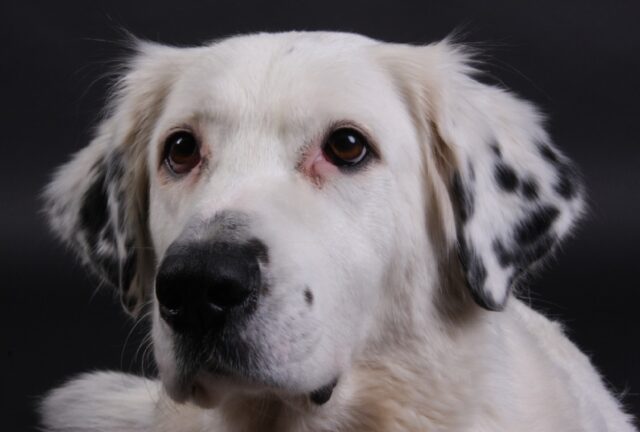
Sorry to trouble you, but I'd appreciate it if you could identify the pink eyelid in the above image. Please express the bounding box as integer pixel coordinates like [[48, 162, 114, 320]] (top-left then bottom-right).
[[300, 145, 339, 183]]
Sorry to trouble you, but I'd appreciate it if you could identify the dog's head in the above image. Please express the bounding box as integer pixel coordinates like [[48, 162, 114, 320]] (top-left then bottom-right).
[[45, 32, 584, 406]]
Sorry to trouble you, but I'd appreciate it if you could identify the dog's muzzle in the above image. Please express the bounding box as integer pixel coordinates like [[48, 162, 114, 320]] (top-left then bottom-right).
[[155, 238, 267, 335]]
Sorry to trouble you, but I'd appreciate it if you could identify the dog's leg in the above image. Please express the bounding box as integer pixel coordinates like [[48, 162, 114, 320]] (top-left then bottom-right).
[[40, 371, 211, 432], [41, 372, 161, 432]]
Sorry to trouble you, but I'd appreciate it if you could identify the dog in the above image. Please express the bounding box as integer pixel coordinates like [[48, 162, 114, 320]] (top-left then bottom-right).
[[40, 31, 637, 431]]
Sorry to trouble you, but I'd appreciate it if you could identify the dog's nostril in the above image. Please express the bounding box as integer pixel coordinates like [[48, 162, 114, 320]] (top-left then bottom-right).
[[206, 277, 252, 311], [156, 276, 185, 315]]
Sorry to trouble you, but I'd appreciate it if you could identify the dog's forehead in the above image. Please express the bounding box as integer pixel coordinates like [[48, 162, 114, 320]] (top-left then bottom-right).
[[161, 32, 399, 133]]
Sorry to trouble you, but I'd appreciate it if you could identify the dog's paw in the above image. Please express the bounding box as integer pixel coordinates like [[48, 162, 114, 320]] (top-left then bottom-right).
[[40, 371, 161, 432]]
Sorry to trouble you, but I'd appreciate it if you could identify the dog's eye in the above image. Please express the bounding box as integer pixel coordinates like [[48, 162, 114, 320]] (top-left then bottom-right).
[[323, 128, 370, 167], [163, 131, 201, 175]]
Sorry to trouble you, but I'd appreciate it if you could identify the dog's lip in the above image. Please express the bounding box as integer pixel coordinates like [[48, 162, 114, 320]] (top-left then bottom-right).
[[167, 367, 261, 406], [165, 367, 341, 408], [309, 378, 339, 405]]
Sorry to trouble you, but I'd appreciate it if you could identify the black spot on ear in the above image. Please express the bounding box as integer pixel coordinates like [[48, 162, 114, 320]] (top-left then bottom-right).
[[519, 233, 556, 265], [520, 178, 539, 200], [80, 166, 109, 247], [492, 239, 511, 268], [464, 249, 487, 289], [492, 206, 560, 276], [457, 236, 504, 310], [78, 154, 138, 295], [452, 172, 475, 223], [515, 205, 559, 244], [538, 143, 581, 200], [493, 234, 556, 280], [120, 249, 137, 293], [494, 163, 519, 192], [555, 165, 578, 199], [490, 143, 502, 157], [539, 143, 559, 164], [493, 207, 561, 285], [304, 287, 313, 306]]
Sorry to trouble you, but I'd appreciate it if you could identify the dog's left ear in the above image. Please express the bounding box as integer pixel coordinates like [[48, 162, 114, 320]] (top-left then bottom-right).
[[43, 41, 187, 316], [380, 41, 585, 311]]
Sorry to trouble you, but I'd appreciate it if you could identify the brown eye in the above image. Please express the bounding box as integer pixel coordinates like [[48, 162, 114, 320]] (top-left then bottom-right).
[[323, 128, 370, 167], [163, 131, 200, 174]]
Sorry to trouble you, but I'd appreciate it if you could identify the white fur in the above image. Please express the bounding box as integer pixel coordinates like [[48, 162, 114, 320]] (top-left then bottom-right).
[[42, 32, 636, 431]]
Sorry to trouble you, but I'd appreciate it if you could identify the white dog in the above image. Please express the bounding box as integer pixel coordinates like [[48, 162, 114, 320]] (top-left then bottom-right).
[[41, 32, 637, 431]]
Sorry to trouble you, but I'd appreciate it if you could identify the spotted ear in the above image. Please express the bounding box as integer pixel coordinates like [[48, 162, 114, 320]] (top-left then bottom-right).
[[381, 41, 585, 311], [432, 43, 585, 310], [43, 41, 187, 316]]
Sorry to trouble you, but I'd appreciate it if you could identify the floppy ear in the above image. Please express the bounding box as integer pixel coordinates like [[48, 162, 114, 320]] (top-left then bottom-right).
[[43, 42, 186, 316], [382, 42, 585, 311]]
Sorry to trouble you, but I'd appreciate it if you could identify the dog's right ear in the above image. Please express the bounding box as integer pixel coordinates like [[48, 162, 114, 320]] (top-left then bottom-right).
[[43, 41, 188, 316]]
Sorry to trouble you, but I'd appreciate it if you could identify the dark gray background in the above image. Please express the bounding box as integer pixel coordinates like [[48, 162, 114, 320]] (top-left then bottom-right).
[[2, 1, 639, 430]]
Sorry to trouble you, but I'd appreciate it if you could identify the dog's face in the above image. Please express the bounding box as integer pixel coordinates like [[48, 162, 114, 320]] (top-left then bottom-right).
[[45, 32, 584, 406], [148, 34, 413, 401]]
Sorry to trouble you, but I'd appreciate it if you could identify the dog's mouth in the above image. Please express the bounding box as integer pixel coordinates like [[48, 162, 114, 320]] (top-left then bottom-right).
[[163, 340, 338, 408], [165, 367, 339, 408], [157, 311, 336, 406]]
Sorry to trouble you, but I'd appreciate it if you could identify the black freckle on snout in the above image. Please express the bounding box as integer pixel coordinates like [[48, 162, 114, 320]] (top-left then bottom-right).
[[304, 287, 313, 306], [494, 162, 519, 192]]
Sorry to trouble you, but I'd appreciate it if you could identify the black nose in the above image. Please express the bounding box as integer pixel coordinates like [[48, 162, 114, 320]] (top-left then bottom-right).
[[155, 240, 266, 333]]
